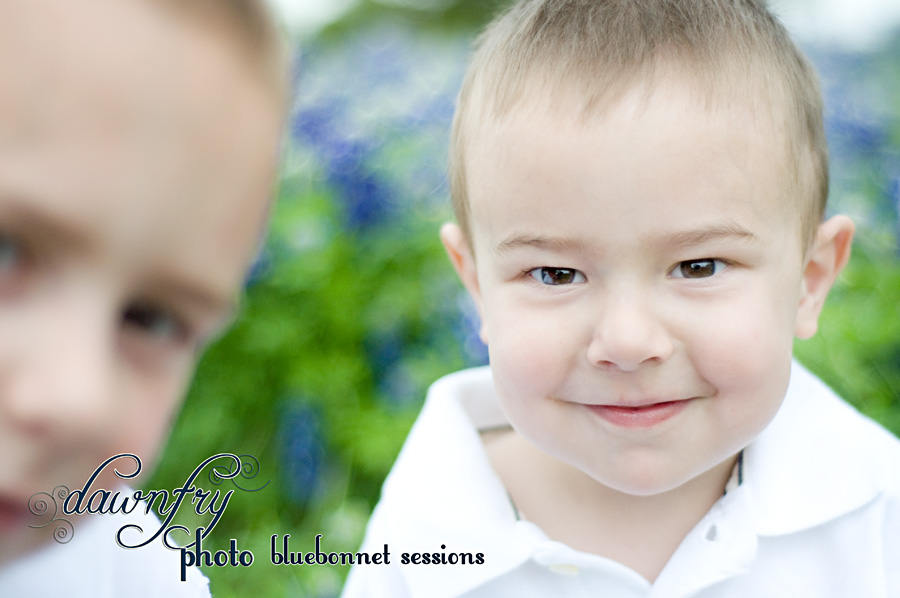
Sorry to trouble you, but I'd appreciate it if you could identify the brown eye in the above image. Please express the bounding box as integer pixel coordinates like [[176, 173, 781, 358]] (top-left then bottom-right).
[[675, 259, 724, 279], [529, 267, 586, 285]]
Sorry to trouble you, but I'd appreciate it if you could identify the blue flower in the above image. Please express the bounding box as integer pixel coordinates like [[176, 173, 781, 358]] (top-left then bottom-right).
[[278, 403, 324, 504]]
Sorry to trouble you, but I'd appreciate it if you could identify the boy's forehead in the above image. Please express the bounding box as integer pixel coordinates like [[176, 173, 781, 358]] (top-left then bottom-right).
[[0, 0, 280, 295], [1, 0, 251, 124], [464, 80, 800, 246], [0, 0, 276, 194], [460, 63, 818, 249], [469, 80, 774, 175], [0, 0, 278, 169]]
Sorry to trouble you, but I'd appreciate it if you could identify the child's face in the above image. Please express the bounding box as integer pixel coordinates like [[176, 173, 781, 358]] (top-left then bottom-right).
[[444, 82, 852, 497], [0, 0, 280, 561]]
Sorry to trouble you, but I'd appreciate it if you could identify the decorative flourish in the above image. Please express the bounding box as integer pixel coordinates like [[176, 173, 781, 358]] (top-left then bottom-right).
[[234, 454, 269, 493], [28, 485, 74, 544], [207, 454, 241, 486], [209, 454, 271, 492], [206, 454, 269, 493]]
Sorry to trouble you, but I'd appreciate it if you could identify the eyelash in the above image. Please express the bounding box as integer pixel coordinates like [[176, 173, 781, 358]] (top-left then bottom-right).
[[668, 258, 729, 280], [3, 228, 200, 359], [525, 258, 730, 286], [121, 302, 192, 347], [0, 230, 30, 292], [526, 267, 586, 286], [0, 237, 17, 267]]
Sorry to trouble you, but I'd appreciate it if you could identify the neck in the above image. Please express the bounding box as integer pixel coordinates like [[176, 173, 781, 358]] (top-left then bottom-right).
[[483, 429, 737, 583]]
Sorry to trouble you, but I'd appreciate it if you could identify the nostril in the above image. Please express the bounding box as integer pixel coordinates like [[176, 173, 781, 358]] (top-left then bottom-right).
[[1, 350, 116, 441], [586, 319, 674, 371], [0, 289, 120, 441], [1, 382, 57, 438]]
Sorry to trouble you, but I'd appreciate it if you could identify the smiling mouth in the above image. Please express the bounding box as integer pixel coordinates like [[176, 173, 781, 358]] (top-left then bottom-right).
[[0, 495, 33, 530], [585, 399, 692, 428]]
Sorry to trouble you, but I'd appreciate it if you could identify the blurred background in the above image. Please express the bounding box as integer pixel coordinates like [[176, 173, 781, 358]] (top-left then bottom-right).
[[148, 1, 900, 596]]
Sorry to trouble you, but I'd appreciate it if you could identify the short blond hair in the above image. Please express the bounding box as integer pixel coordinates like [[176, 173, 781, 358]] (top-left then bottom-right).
[[449, 0, 828, 252]]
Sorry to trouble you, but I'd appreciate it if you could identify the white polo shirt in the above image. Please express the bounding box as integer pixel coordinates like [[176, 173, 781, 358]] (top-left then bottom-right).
[[0, 498, 211, 597], [342, 361, 900, 598]]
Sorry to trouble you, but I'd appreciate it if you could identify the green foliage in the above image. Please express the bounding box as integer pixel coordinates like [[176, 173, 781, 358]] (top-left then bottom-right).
[[795, 241, 900, 435], [146, 12, 900, 598], [147, 181, 468, 596]]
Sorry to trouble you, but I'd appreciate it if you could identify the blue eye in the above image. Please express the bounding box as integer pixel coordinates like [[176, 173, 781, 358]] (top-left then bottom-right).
[[671, 259, 727, 279], [122, 303, 186, 344], [0, 233, 22, 274], [529, 267, 586, 285]]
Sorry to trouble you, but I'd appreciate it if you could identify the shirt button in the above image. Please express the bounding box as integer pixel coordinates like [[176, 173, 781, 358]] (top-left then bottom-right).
[[705, 524, 718, 542], [547, 564, 579, 576]]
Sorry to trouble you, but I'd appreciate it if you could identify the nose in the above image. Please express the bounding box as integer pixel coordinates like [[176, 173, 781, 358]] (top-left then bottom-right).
[[0, 289, 117, 439], [586, 289, 673, 372]]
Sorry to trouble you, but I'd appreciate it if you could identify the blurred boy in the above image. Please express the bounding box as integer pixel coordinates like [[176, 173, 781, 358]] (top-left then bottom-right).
[[0, 0, 286, 594], [344, 0, 900, 596]]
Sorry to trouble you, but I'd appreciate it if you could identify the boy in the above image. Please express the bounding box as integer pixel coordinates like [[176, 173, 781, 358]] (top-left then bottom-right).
[[344, 0, 900, 596], [0, 0, 286, 594]]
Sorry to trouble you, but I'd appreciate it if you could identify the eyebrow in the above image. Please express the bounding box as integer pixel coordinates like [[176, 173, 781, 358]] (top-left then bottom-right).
[[2, 195, 238, 324], [659, 222, 758, 249], [493, 222, 758, 256], [156, 278, 237, 318], [0, 195, 95, 253], [494, 233, 591, 255]]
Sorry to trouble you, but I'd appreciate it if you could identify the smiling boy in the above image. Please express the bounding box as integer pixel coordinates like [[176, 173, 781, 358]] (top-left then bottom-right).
[[0, 0, 286, 594], [343, 0, 900, 596]]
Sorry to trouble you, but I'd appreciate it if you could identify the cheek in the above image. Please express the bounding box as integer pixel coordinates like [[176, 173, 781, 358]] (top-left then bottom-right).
[[94, 366, 191, 488], [686, 290, 795, 431], [483, 296, 579, 388], [688, 269, 800, 365], [481, 297, 586, 445]]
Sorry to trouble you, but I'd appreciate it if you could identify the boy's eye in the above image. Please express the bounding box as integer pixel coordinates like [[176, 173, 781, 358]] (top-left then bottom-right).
[[0, 233, 22, 275], [0, 232, 29, 294], [670, 259, 727, 279], [122, 303, 187, 344], [529, 267, 586, 285]]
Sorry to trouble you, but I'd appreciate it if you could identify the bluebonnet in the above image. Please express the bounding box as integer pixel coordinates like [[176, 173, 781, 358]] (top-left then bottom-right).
[[279, 402, 325, 505], [290, 27, 464, 231], [808, 43, 900, 240]]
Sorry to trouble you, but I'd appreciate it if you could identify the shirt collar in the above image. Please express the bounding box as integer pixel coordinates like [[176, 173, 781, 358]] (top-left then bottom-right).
[[381, 361, 889, 597], [379, 367, 531, 597], [744, 360, 885, 535]]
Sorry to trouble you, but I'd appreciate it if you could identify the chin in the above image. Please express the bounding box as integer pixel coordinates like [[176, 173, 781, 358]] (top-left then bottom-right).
[[599, 473, 684, 497], [579, 457, 702, 498]]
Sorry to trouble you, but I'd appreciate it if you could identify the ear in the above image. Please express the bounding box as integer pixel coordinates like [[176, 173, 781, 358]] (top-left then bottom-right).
[[440, 222, 489, 343], [795, 215, 855, 339]]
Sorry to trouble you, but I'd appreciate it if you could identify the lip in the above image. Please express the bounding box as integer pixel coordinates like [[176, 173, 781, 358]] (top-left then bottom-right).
[[585, 399, 693, 428], [0, 495, 34, 531]]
